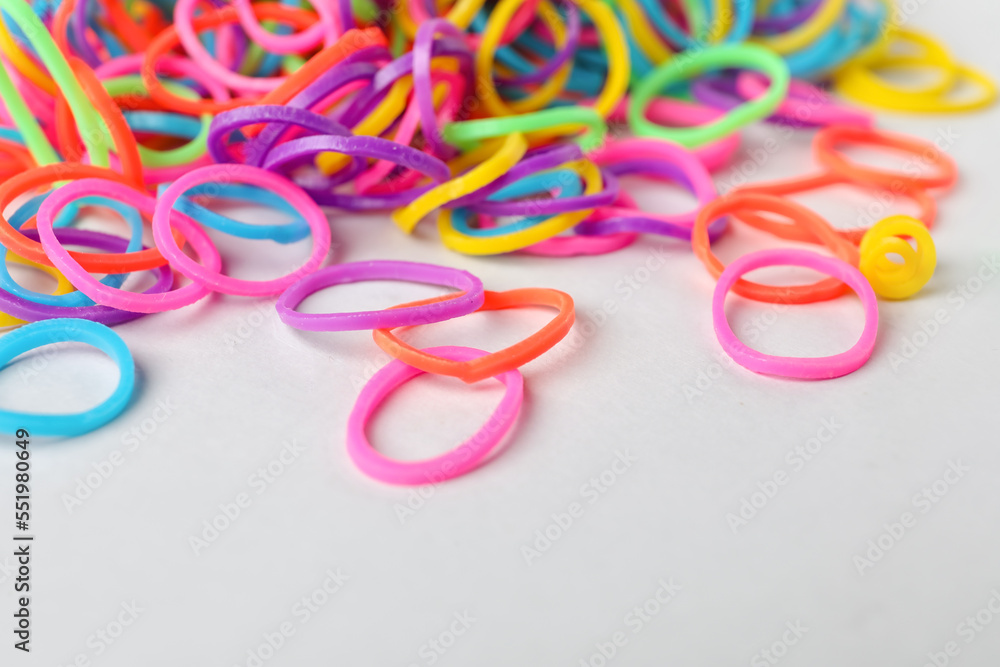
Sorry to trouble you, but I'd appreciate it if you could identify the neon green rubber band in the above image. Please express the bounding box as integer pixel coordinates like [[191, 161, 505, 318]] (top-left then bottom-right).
[[629, 43, 790, 148], [0, 0, 109, 166], [442, 107, 607, 152], [103, 76, 210, 168]]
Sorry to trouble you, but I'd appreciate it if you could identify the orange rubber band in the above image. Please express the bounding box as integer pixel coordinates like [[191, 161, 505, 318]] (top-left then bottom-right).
[[813, 125, 958, 191], [372, 288, 575, 383], [692, 192, 859, 304], [732, 171, 937, 246], [54, 58, 145, 186], [0, 164, 181, 272]]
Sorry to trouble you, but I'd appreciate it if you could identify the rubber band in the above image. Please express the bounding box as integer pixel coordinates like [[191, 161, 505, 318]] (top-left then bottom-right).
[[0, 164, 181, 272], [630, 43, 789, 148], [0, 227, 173, 325], [750, 0, 846, 55], [0, 254, 76, 328], [732, 170, 937, 245], [713, 248, 879, 379], [36, 179, 222, 313], [393, 133, 528, 233], [276, 260, 486, 331], [373, 288, 575, 383], [692, 192, 859, 304], [347, 345, 523, 485], [439, 159, 604, 255], [858, 215, 936, 300], [813, 125, 959, 191], [153, 164, 332, 297], [0, 318, 135, 436]]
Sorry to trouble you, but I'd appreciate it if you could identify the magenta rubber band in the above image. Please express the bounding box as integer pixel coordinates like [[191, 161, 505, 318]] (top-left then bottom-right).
[[153, 164, 333, 297], [713, 248, 879, 380], [346, 345, 523, 485]]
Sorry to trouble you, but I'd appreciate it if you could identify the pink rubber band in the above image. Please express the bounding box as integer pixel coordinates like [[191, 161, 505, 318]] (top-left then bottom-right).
[[153, 164, 333, 297], [713, 248, 879, 380], [346, 345, 523, 485], [174, 0, 286, 93], [588, 136, 718, 228], [35, 180, 223, 314], [231, 0, 340, 55], [735, 72, 874, 129]]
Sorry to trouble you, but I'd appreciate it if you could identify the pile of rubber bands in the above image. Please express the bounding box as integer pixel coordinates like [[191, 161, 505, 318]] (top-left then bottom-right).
[[0, 0, 994, 483]]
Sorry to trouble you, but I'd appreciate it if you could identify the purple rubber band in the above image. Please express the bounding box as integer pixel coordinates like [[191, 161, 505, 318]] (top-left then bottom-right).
[[470, 170, 620, 217], [208, 104, 354, 166], [413, 19, 469, 157], [0, 228, 172, 325], [261, 134, 452, 183], [576, 159, 727, 242], [691, 72, 821, 128], [276, 260, 486, 331]]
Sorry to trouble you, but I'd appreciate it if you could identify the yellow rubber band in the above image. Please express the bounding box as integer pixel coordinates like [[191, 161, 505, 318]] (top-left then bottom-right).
[[477, 0, 572, 115], [0, 255, 76, 328], [392, 132, 528, 233], [859, 215, 936, 299], [438, 158, 603, 255], [0, 16, 57, 95], [613, 0, 673, 65]]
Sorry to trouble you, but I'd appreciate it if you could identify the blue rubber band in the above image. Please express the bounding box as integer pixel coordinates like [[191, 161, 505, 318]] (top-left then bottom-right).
[[165, 182, 312, 244], [0, 318, 135, 437]]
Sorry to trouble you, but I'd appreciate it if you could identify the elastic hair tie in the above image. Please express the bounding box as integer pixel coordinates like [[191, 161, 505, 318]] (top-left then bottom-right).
[[713, 248, 879, 380], [858, 215, 937, 300], [347, 345, 523, 485], [0, 318, 135, 436], [813, 125, 959, 191]]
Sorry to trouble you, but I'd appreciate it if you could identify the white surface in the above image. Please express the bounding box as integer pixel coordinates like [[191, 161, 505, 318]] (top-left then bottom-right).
[[3, 4, 1000, 666]]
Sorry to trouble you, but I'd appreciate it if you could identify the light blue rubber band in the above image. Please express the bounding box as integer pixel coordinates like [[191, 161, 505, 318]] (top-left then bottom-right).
[[165, 182, 312, 244], [0, 195, 143, 306], [0, 318, 135, 437]]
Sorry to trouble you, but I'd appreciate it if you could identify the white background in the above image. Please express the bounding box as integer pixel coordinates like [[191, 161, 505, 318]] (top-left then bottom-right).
[[2, 2, 1000, 666]]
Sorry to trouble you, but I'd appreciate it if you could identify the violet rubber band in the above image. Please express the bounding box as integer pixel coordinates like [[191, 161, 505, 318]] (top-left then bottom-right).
[[413, 19, 468, 157], [276, 260, 486, 332], [208, 104, 355, 166], [469, 170, 620, 217], [0, 228, 173, 325], [346, 345, 523, 486], [692, 72, 821, 128], [261, 134, 452, 184]]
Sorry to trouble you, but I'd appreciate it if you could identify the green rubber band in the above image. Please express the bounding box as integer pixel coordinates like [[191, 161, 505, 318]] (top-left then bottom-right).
[[103, 76, 210, 168], [352, 0, 378, 23], [0, 0, 110, 166], [0, 62, 59, 165], [628, 43, 790, 148], [443, 107, 607, 152]]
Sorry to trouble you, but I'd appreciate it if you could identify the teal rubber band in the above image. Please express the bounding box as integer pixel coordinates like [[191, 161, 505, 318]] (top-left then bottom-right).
[[0, 318, 135, 437]]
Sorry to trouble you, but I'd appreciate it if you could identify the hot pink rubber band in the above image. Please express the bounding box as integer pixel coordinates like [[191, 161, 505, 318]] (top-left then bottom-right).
[[153, 164, 333, 297], [713, 248, 879, 380], [36, 180, 223, 314], [346, 345, 523, 485], [735, 72, 874, 129]]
